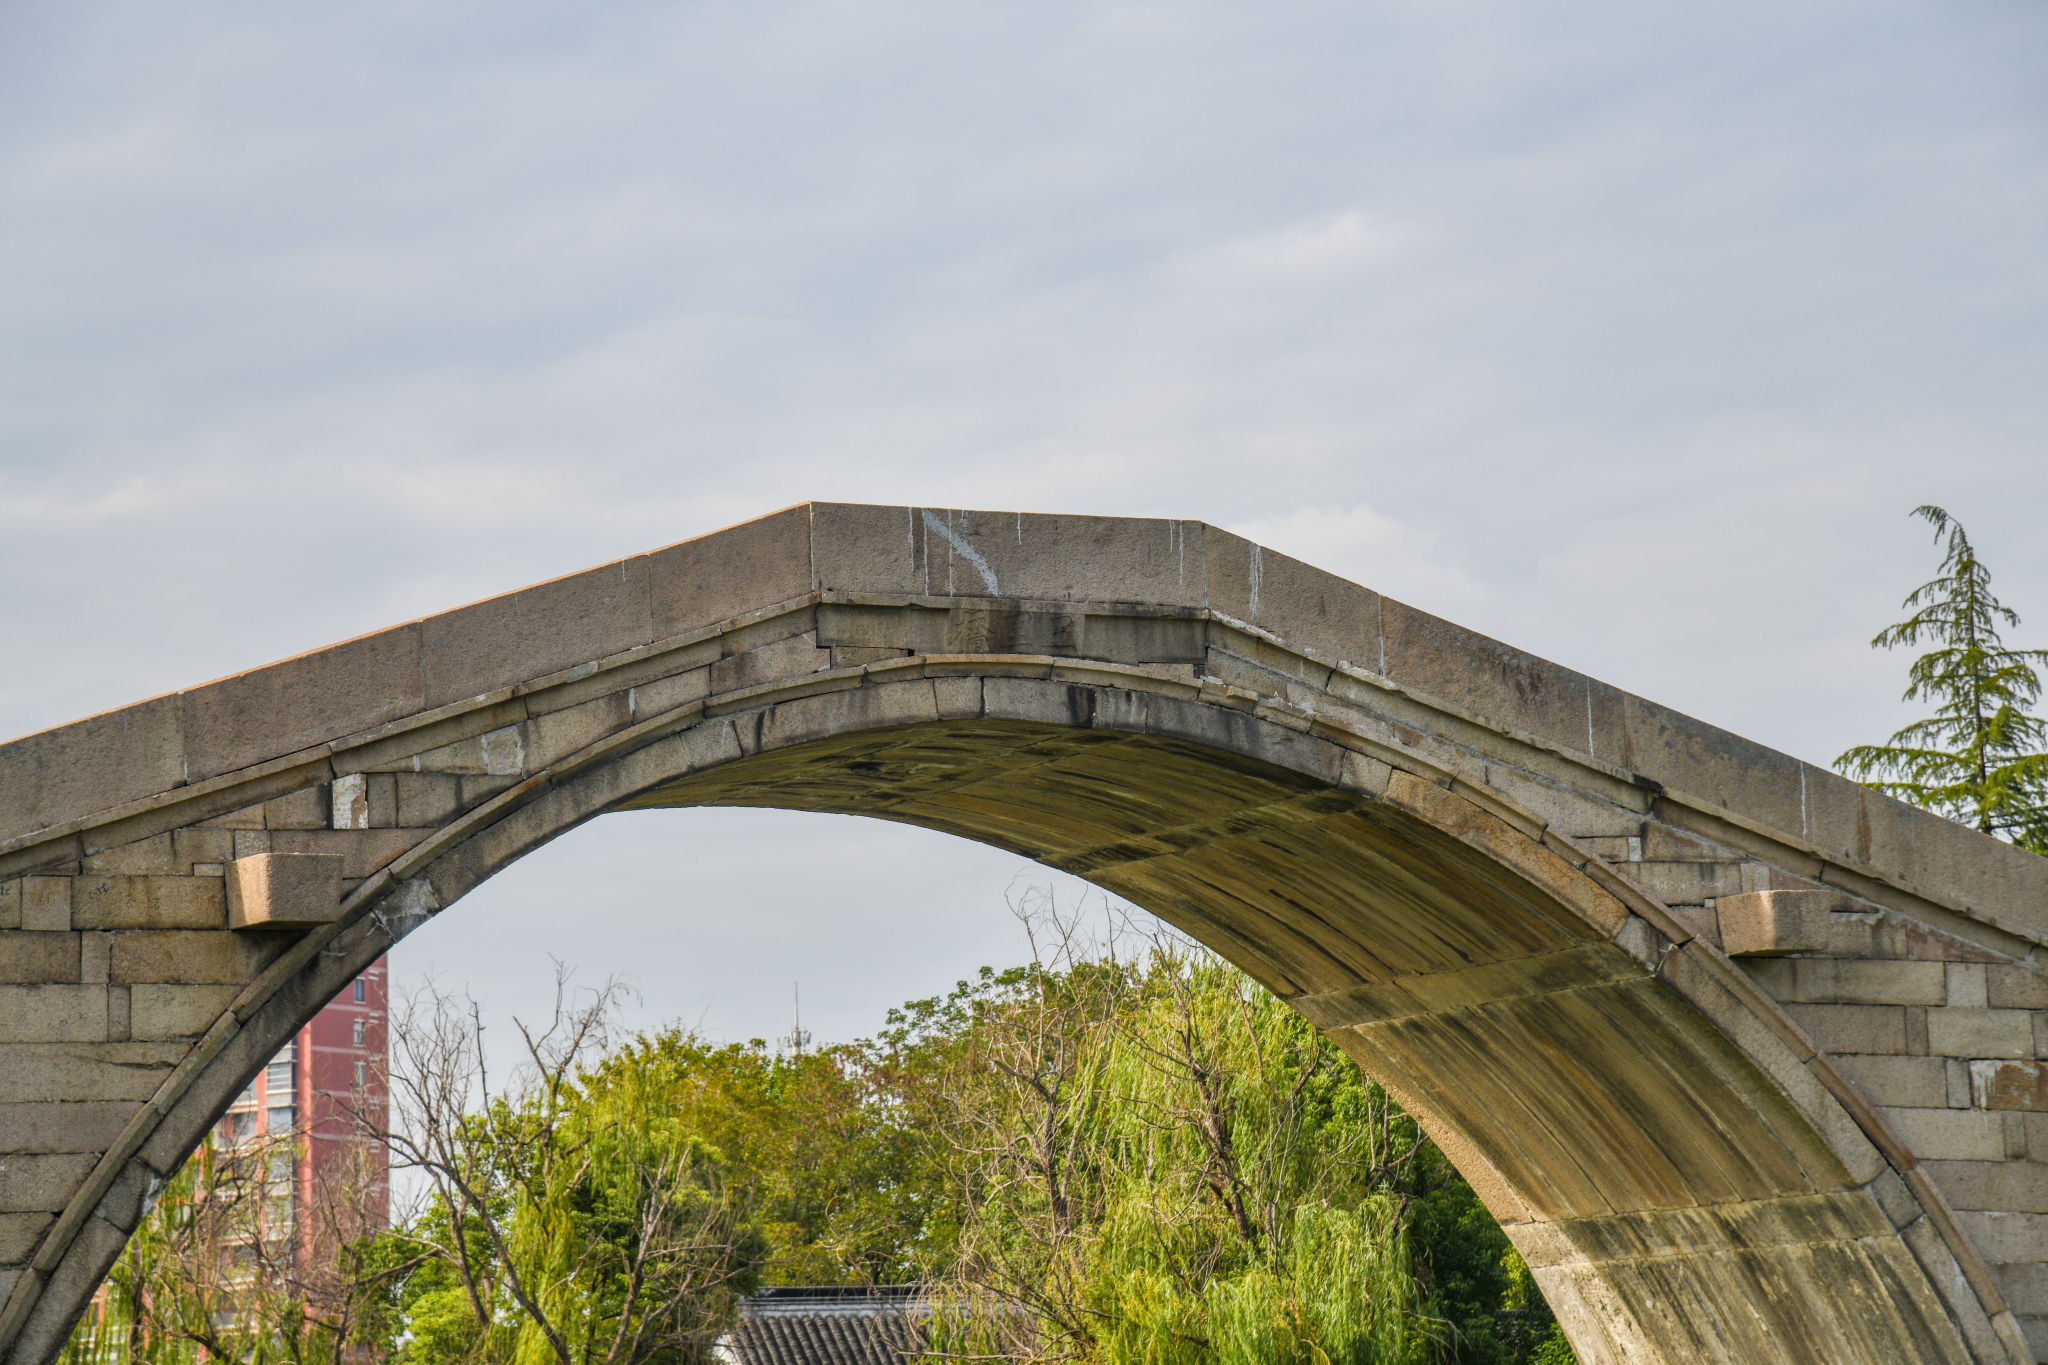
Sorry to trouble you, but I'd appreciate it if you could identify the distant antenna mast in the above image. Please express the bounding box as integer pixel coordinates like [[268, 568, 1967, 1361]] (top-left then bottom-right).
[[783, 982, 811, 1056]]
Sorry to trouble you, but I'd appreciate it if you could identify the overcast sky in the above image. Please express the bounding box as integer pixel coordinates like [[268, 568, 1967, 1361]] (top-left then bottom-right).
[[3, 0, 2045, 1054]]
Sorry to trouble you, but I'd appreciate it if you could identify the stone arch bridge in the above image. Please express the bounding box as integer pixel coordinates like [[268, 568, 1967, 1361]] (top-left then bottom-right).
[[3, 503, 2047, 1364]]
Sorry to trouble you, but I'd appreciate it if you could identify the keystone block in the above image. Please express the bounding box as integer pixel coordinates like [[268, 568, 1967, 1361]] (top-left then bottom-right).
[[1717, 889, 1836, 956], [225, 853, 343, 930]]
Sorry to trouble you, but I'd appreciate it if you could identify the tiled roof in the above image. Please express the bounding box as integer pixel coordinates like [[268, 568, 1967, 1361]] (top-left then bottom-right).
[[721, 1287, 929, 1365]]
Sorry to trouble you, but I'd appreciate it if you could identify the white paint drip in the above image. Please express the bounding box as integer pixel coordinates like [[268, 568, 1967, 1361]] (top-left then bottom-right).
[[1248, 543, 1262, 620], [1585, 681, 1596, 761], [921, 508, 999, 594], [1799, 765, 1810, 841]]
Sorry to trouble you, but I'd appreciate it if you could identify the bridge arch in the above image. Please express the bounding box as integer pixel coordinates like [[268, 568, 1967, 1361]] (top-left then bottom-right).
[[3, 503, 2045, 1363]]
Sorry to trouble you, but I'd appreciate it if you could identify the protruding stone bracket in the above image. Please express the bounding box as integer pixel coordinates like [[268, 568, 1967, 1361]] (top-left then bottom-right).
[[1717, 888, 1840, 956], [224, 853, 344, 930]]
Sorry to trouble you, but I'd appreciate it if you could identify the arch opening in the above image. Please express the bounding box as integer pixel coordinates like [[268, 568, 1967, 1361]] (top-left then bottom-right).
[[374, 701, 1972, 1365]]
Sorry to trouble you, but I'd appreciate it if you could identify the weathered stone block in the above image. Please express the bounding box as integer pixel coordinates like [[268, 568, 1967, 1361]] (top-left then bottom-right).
[[0, 694, 184, 845], [1880, 1105, 2007, 1160], [110, 932, 276, 984], [964, 511, 1204, 607], [0, 1044, 185, 1105], [949, 601, 1080, 655], [932, 676, 982, 720], [0, 987, 105, 1044], [332, 772, 369, 829], [181, 623, 425, 782], [816, 601, 942, 652], [1946, 962, 1989, 1008], [0, 1211, 53, 1261], [1834, 1055, 1951, 1109], [420, 555, 653, 708], [366, 773, 397, 827], [1081, 612, 1206, 665], [0, 880, 18, 931], [0, 1101, 139, 1153], [169, 828, 235, 872], [78, 934, 109, 986], [627, 665, 711, 720], [268, 828, 429, 879], [482, 726, 524, 775], [21, 879, 71, 933], [648, 502, 815, 639], [1782, 1003, 1910, 1055], [1927, 1008, 2035, 1059], [130, 983, 241, 1039], [1379, 598, 1627, 766], [755, 682, 939, 753], [0, 935, 79, 986], [523, 693, 634, 772], [1622, 697, 1809, 839], [1640, 824, 1731, 861], [1925, 1159, 2048, 1213], [0, 1154, 98, 1212], [1998, 1261, 2048, 1313], [78, 834, 174, 876], [262, 784, 329, 830], [1629, 860, 1744, 904], [709, 633, 832, 695], [1953, 1209, 2048, 1266], [72, 876, 225, 930], [1990, 964, 2048, 1010], [395, 773, 461, 827], [1767, 959, 1948, 1006], [1717, 890, 1835, 956], [1845, 782, 2048, 946], [224, 853, 343, 930], [198, 802, 266, 830]]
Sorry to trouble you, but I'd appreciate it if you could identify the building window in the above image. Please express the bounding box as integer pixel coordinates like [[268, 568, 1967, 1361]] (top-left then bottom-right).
[[265, 1060, 293, 1095], [353, 978, 365, 1003], [265, 1105, 295, 1134], [354, 1060, 367, 1088], [353, 1019, 365, 1046]]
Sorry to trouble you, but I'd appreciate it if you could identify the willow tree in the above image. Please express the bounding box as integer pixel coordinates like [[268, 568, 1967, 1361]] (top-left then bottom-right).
[[906, 908, 1459, 1365], [1837, 506, 2048, 853]]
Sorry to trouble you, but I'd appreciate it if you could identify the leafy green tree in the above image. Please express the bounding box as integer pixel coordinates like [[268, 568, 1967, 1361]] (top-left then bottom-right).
[[882, 904, 1558, 1365], [361, 975, 768, 1365], [1837, 506, 2048, 853], [588, 1030, 944, 1285]]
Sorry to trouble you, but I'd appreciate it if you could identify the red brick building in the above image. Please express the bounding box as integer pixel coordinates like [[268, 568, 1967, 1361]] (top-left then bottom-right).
[[221, 954, 389, 1250]]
